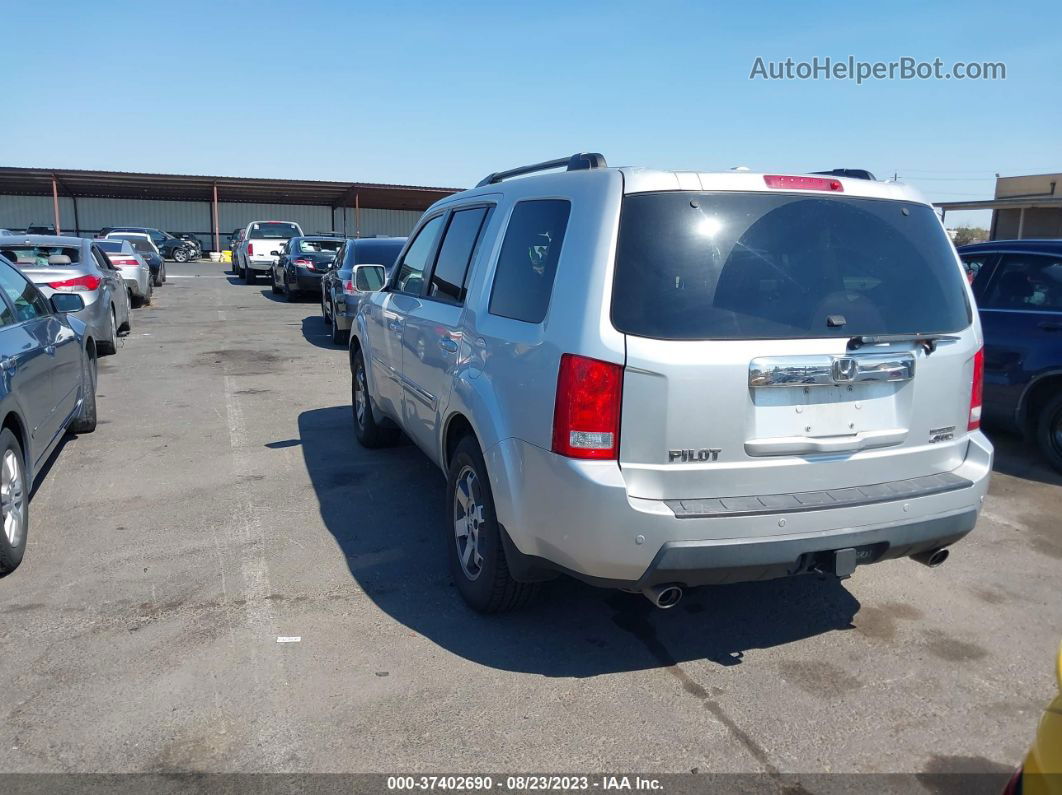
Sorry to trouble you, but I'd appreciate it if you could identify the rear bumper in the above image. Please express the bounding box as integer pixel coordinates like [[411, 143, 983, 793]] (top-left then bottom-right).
[[485, 432, 993, 588], [291, 270, 323, 292], [247, 258, 275, 271]]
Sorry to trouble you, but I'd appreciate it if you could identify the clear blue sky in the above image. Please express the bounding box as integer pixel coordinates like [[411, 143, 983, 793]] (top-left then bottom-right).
[[3, 0, 1059, 227]]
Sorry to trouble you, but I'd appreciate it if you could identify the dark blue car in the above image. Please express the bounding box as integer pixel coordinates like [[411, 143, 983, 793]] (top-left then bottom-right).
[[958, 239, 1062, 471]]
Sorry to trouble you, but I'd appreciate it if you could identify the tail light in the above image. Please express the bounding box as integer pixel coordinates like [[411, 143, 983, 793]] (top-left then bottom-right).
[[764, 174, 843, 192], [552, 354, 623, 459], [48, 274, 101, 292], [247, 243, 254, 255], [968, 347, 984, 431], [342, 279, 356, 295], [111, 257, 139, 268], [293, 258, 314, 267]]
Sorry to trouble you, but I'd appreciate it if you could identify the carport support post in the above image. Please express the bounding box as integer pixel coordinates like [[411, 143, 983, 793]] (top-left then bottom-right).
[[212, 184, 220, 253], [51, 175, 61, 235], [355, 192, 360, 239]]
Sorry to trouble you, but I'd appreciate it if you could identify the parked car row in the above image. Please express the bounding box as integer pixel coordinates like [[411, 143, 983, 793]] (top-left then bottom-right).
[[0, 231, 173, 575]]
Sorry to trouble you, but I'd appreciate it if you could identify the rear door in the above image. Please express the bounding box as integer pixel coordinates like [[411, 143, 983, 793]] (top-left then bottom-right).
[[401, 205, 492, 457], [975, 251, 1062, 423], [613, 189, 978, 500]]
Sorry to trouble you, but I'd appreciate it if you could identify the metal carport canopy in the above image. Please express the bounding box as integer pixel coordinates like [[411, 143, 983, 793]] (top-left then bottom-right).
[[0, 166, 460, 210]]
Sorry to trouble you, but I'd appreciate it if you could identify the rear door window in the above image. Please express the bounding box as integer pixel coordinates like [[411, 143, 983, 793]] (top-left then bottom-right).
[[428, 207, 489, 305], [488, 200, 570, 324], [611, 192, 971, 340], [982, 253, 1062, 311]]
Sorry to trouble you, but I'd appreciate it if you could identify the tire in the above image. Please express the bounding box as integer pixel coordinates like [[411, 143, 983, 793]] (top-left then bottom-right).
[[143, 283, 152, 306], [69, 348, 97, 434], [130, 289, 143, 310], [244, 265, 256, 285], [1035, 392, 1062, 473], [98, 306, 118, 355], [330, 311, 347, 345], [0, 428, 29, 576], [152, 268, 162, 287], [173, 247, 189, 263], [283, 278, 296, 302], [270, 269, 281, 295], [351, 350, 398, 448], [119, 306, 132, 334], [446, 435, 538, 613], [160, 265, 167, 284]]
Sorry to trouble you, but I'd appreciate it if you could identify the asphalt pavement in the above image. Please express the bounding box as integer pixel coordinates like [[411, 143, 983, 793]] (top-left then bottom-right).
[[0, 259, 1059, 780]]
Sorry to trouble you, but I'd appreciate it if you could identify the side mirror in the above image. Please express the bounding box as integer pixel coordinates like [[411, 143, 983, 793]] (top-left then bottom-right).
[[270, 250, 281, 257], [353, 264, 387, 292], [51, 293, 85, 314]]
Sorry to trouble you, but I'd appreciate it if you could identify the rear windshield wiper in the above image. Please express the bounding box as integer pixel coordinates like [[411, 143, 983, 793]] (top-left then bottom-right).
[[847, 333, 960, 356]]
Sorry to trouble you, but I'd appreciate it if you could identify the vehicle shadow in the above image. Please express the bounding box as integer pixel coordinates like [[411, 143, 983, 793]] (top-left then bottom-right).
[[256, 288, 288, 304], [984, 427, 1062, 486], [296, 405, 861, 676], [300, 315, 342, 350]]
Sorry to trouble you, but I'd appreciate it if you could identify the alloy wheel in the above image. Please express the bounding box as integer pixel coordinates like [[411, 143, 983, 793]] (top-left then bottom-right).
[[1, 449, 25, 548], [453, 465, 485, 580], [354, 364, 368, 428]]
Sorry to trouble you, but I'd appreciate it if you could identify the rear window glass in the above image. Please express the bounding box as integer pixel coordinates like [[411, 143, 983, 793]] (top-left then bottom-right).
[[297, 239, 343, 253], [488, 200, 570, 324], [611, 192, 971, 340], [96, 240, 125, 252], [250, 223, 300, 239], [350, 240, 405, 271], [109, 235, 155, 254], [0, 245, 80, 266]]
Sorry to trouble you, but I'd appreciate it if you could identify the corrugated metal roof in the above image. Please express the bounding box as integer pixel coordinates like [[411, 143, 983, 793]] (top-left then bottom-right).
[[0, 166, 461, 210]]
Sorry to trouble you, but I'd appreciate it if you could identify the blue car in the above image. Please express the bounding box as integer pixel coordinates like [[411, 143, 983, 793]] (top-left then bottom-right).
[[0, 254, 99, 575], [958, 239, 1062, 471]]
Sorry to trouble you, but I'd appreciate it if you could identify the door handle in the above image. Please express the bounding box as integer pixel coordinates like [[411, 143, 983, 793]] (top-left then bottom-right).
[[44, 345, 56, 355], [387, 320, 403, 333], [438, 338, 458, 353], [1037, 321, 1062, 332]]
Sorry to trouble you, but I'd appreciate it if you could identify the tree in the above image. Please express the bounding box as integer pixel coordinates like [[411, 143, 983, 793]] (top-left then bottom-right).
[[951, 226, 989, 246]]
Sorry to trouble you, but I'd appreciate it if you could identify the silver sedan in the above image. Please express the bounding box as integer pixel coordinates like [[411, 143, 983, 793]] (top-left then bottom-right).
[[95, 238, 153, 307], [0, 235, 131, 355]]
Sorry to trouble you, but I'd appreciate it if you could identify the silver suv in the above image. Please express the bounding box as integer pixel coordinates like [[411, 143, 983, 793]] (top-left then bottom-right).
[[349, 153, 993, 612]]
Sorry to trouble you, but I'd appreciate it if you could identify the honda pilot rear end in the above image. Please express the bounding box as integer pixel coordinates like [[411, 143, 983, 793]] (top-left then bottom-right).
[[479, 165, 991, 608]]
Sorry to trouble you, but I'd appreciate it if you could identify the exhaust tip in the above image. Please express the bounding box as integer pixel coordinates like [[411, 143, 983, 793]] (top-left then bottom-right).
[[911, 547, 950, 568], [643, 584, 684, 609]]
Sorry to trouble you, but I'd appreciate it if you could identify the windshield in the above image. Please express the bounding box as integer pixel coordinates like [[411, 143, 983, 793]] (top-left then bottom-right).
[[611, 192, 971, 340], [0, 245, 80, 266], [249, 222, 300, 239]]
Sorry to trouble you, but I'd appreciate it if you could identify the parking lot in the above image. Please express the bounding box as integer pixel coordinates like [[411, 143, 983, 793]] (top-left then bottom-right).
[[0, 258, 1058, 777]]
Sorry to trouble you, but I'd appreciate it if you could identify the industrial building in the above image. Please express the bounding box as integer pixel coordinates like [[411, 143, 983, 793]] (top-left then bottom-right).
[[936, 172, 1062, 240], [0, 167, 460, 251]]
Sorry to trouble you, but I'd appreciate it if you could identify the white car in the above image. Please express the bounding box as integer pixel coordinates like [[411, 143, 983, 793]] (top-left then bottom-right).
[[95, 239, 153, 307], [234, 220, 303, 284]]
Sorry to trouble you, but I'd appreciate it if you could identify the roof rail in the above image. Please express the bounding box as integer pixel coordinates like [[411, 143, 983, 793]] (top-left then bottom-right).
[[811, 168, 877, 181], [475, 152, 607, 188]]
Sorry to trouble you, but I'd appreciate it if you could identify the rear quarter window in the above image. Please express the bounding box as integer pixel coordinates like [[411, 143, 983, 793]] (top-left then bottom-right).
[[488, 200, 570, 324]]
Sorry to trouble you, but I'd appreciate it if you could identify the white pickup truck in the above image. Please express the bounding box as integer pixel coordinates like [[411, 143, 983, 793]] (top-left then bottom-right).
[[235, 220, 303, 283]]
